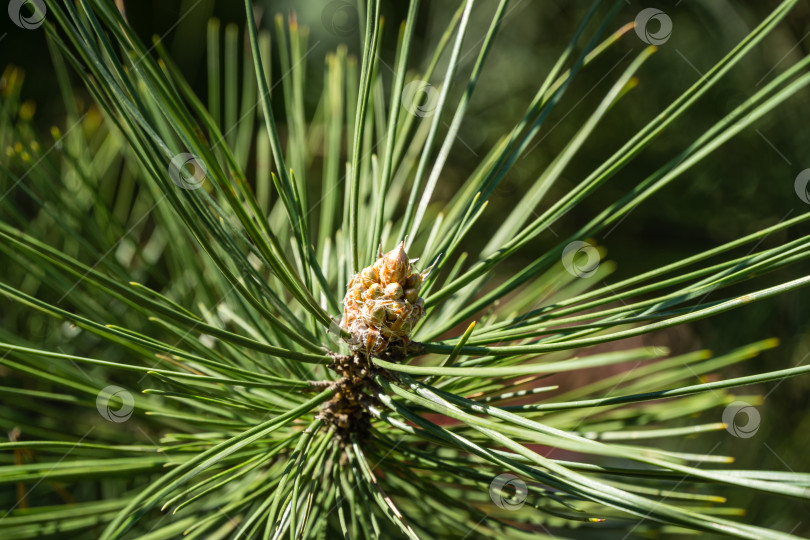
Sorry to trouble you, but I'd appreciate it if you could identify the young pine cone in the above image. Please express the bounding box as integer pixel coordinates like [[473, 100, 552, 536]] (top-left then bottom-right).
[[341, 242, 429, 355]]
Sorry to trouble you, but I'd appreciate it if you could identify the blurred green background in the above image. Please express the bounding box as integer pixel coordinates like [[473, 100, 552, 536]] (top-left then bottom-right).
[[3, 0, 809, 536]]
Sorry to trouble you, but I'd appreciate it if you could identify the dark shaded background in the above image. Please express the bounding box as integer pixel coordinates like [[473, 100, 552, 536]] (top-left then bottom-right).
[[2, 0, 809, 537]]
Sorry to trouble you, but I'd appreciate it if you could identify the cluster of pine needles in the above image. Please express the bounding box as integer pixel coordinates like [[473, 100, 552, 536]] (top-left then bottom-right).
[[1, 0, 810, 538]]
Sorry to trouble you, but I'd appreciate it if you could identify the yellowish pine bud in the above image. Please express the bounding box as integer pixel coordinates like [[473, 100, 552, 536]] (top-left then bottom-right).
[[340, 243, 426, 355]]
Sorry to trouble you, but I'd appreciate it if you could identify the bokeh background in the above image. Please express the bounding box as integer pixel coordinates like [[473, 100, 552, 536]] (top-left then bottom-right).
[[2, 0, 810, 537]]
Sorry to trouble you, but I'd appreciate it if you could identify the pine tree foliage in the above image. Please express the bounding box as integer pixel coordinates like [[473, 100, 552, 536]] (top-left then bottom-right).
[[1, 0, 810, 538]]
